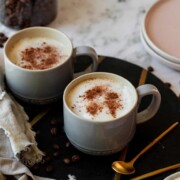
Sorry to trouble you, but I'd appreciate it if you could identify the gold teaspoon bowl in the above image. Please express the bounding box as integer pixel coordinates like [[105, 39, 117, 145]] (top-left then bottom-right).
[[112, 122, 179, 175]]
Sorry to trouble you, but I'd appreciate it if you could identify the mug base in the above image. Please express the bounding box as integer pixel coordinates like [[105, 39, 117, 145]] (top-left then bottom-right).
[[10, 91, 61, 105], [66, 135, 125, 156]]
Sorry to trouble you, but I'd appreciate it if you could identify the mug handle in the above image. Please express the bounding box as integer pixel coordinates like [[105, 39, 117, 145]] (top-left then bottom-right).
[[136, 84, 161, 124], [73, 46, 98, 76]]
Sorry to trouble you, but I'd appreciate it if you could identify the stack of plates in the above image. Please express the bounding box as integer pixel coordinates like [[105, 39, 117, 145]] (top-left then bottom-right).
[[140, 0, 180, 71]]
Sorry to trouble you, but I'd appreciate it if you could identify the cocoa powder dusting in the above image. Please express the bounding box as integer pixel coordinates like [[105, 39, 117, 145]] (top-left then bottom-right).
[[105, 92, 119, 99], [105, 92, 122, 117], [21, 42, 60, 70], [84, 86, 104, 100], [105, 100, 121, 117], [86, 102, 103, 116], [82, 85, 123, 118]]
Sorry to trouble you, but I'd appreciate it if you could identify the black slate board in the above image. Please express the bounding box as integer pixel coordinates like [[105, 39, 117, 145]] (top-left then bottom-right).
[[19, 56, 180, 180]]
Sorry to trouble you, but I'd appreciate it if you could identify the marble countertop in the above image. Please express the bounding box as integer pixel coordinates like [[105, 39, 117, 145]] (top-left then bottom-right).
[[0, 0, 179, 96]]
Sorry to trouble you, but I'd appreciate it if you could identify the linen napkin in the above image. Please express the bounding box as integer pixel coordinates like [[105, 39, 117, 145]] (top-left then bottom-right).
[[0, 66, 54, 179]]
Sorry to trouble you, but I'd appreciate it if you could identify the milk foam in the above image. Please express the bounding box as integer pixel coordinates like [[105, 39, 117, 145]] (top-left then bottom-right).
[[67, 78, 133, 121], [9, 37, 69, 70]]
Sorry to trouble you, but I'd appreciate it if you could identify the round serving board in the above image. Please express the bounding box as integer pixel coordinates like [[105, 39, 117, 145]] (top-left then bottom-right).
[[20, 56, 179, 180]]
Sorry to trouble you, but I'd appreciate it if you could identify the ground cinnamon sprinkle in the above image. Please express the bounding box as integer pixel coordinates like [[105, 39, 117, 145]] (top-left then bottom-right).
[[105, 92, 122, 117], [82, 85, 123, 118], [105, 99, 122, 118], [105, 92, 119, 100], [86, 102, 103, 116], [83, 85, 105, 100], [21, 42, 60, 70]]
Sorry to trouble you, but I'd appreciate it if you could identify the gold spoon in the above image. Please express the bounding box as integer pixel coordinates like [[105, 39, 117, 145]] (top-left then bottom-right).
[[112, 122, 179, 175], [131, 163, 180, 180]]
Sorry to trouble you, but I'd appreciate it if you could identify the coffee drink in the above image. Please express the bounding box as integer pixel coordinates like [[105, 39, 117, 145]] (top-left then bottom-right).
[[8, 37, 69, 70], [4, 27, 98, 104], [63, 72, 161, 155], [67, 77, 134, 121]]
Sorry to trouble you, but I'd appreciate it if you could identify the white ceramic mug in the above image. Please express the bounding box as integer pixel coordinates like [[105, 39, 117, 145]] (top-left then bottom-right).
[[63, 72, 161, 155], [4, 27, 98, 104]]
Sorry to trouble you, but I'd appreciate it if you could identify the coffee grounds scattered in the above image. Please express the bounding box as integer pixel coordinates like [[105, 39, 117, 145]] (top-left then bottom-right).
[[147, 66, 154, 72], [164, 82, 171, 88], [0, 32, 8, 48]]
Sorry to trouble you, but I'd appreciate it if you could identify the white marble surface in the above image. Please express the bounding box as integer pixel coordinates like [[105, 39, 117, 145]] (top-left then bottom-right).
[[0, 0, 179, 96]]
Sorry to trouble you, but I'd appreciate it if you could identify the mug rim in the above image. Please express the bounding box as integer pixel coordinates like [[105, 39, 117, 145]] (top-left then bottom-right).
[[4, 26, 73, 73], [63, 72, 138, 123]]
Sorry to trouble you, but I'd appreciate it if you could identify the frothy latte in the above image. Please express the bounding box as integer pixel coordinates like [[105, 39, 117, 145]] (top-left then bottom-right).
[[9, 37, 69, 70], [67, 78, 133, 121]]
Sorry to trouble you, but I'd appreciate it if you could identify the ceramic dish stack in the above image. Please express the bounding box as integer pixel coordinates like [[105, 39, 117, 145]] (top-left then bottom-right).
[[141, 0, 180, 71]]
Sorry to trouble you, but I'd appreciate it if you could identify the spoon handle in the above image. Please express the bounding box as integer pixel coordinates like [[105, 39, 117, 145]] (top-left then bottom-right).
[[130, 163, 180, 180], [131, 122, 179, 164]]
